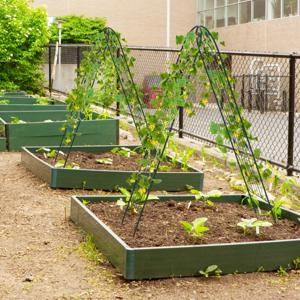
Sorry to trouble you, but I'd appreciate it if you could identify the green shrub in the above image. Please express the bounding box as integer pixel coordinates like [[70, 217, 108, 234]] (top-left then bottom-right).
[[0, 0, 49, 94], [49, 15, 106, 44]]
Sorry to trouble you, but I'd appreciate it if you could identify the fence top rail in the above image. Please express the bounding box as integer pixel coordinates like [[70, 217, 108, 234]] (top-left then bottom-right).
[[47, 44, 300, 58]]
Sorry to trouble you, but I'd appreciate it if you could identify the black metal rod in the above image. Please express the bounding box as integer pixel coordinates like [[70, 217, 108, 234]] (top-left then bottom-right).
[[287, 55, 296, 176], [178, 106, 184, 138], [76, 46, 81, 77]]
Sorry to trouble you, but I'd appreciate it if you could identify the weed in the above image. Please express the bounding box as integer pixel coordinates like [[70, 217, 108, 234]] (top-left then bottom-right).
[[77, 234, 104, 264], [199, 265, 222, 277]]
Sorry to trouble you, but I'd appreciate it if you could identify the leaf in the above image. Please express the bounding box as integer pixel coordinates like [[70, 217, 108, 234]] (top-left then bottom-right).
[[205, 265, 219, 273], [95, 158, 113, 165], [180, 221, 193, 232], [253, 148, 261, 159], [210, 122, 220, 135], [176, 35, 185, 45]]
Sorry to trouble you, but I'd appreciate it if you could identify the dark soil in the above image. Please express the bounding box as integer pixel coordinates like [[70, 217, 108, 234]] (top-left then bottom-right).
[[88, 200, 300, 248], [37, 150, 188, 172]]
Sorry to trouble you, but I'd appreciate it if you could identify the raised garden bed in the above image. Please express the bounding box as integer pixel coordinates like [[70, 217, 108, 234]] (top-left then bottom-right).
[[0, 104, 67, 111], [0, 137, 6, 151], [21, 145, 203, 191], [70, 194, 300, 280], [0, 96, 37, 104], [1, 111, 119, 151]]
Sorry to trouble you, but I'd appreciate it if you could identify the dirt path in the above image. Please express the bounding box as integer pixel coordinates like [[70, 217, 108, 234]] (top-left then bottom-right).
[[0, 152, 300, 300]]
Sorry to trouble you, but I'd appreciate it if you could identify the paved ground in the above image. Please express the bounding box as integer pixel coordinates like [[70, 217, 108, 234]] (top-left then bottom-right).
[[179, 105, 300, 168]]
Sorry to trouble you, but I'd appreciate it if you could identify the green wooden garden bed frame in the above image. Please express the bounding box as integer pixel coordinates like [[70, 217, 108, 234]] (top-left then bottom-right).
[[0, 104, 67, 111], [0, 111, 119, 151], [21, 145, 204, 191], [70, 194, 300, 280], [0, 137, 6, 151], [0, 96, 37, 104]]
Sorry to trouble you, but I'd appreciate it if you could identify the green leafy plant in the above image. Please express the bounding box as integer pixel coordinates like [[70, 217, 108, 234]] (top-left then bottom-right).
[[82, 199, 90, 206], [111, 147, 136, 158], [237, 218, 272, 235], [199, 265, 222, 277], [54, 160, 80, 169], [0, 0, 49, 93], [277, 266, 288, 276], [266, 198, 287, 222], [179, 148, 194, 171], [293, 257, 300, 269], [36, 97, 50, 105], [10, 117, 26, 124], [49, 15, 106, 44], [188, 186, 222, 206], [180, 217, 209, 239], [36, 147, 65, 159], [95, 158, 113, 165], [0, 99, 10, 104]]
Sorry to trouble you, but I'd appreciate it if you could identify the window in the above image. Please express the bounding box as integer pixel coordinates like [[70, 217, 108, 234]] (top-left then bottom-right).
[[197, 0, 299, 29], [216, 7, 226, 27], [228, 4, 238, 25], [205, 10, 215, 29], [268, 0, 281, 19], [253, 0, 266, 20], [284, 0, 297, 16], [239, 1, 251, 23]]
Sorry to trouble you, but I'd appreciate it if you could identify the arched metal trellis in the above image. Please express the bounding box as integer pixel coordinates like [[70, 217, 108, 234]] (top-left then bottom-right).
[[126, 25, 274, 236]]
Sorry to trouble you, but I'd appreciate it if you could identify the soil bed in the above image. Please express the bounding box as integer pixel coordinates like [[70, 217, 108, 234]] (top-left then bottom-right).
[[37, 150, 185, 172], [88, 200, 300, 248]]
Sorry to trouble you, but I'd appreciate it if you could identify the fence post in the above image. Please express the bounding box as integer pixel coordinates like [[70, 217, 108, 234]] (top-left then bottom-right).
[[178, 106, 183, 138], [76, 46, 81, 77], [48, 45, 52, 96], [287, 55, 296, 176]]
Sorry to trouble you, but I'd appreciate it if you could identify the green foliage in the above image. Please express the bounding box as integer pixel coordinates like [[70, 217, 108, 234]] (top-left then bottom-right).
[[277, 266, 288, 276], [180, 217, 209, 239], [77, 234, 104, 264], [199, 265, 222, 277], [0, 0, 49, 94], [35, 147, 65, 159], [237, 218, 272, 235], [111, 147, 137, 158], [293, 257, 300, 269], [49, 15, 106, 44], [10, 116, 26, 124], [188, 186, 223, 206], [95, 158, 113, 165], [35, 97, 50, 105], [54, 159, 80, 169], [0, 99, 10, 104]]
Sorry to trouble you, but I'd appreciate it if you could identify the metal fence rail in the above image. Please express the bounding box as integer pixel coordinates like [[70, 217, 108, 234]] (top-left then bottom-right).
[[45, 44, 300, 175]]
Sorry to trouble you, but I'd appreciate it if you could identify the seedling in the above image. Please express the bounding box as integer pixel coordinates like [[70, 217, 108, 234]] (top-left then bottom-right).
[[10, 116, 26, 124], [277, 266, 288, 276], [54, 160, 80, 169], [35, 147, 65, 159], [266, 198, 287, 221], [180, 217, 209, 239], [95, 158, 113, 165], [82, 199, 90, 206], [237, 218, 272, 235], [293, 257, 300, 269], [199, 265, 222, 277], [180, 148, 194, 171], [111, 147, 136, 158], [187, 186, 222, 206]]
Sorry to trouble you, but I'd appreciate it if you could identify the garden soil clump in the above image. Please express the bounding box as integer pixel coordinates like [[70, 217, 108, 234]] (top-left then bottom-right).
[[37, 151, 186, 172], [88, 200, 300, 248]]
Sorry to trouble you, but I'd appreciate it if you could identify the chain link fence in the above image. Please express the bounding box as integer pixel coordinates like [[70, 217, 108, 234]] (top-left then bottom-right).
[[45, 44, 300, 175]]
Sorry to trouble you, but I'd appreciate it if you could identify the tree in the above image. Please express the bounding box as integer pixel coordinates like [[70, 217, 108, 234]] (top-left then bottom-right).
[[49, 15, 106, 44], [0, 0, 49, 94]]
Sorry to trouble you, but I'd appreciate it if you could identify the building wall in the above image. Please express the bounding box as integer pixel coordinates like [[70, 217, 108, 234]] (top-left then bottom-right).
[[32, 0, 197, 47], [216, 16, 300, 53]]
